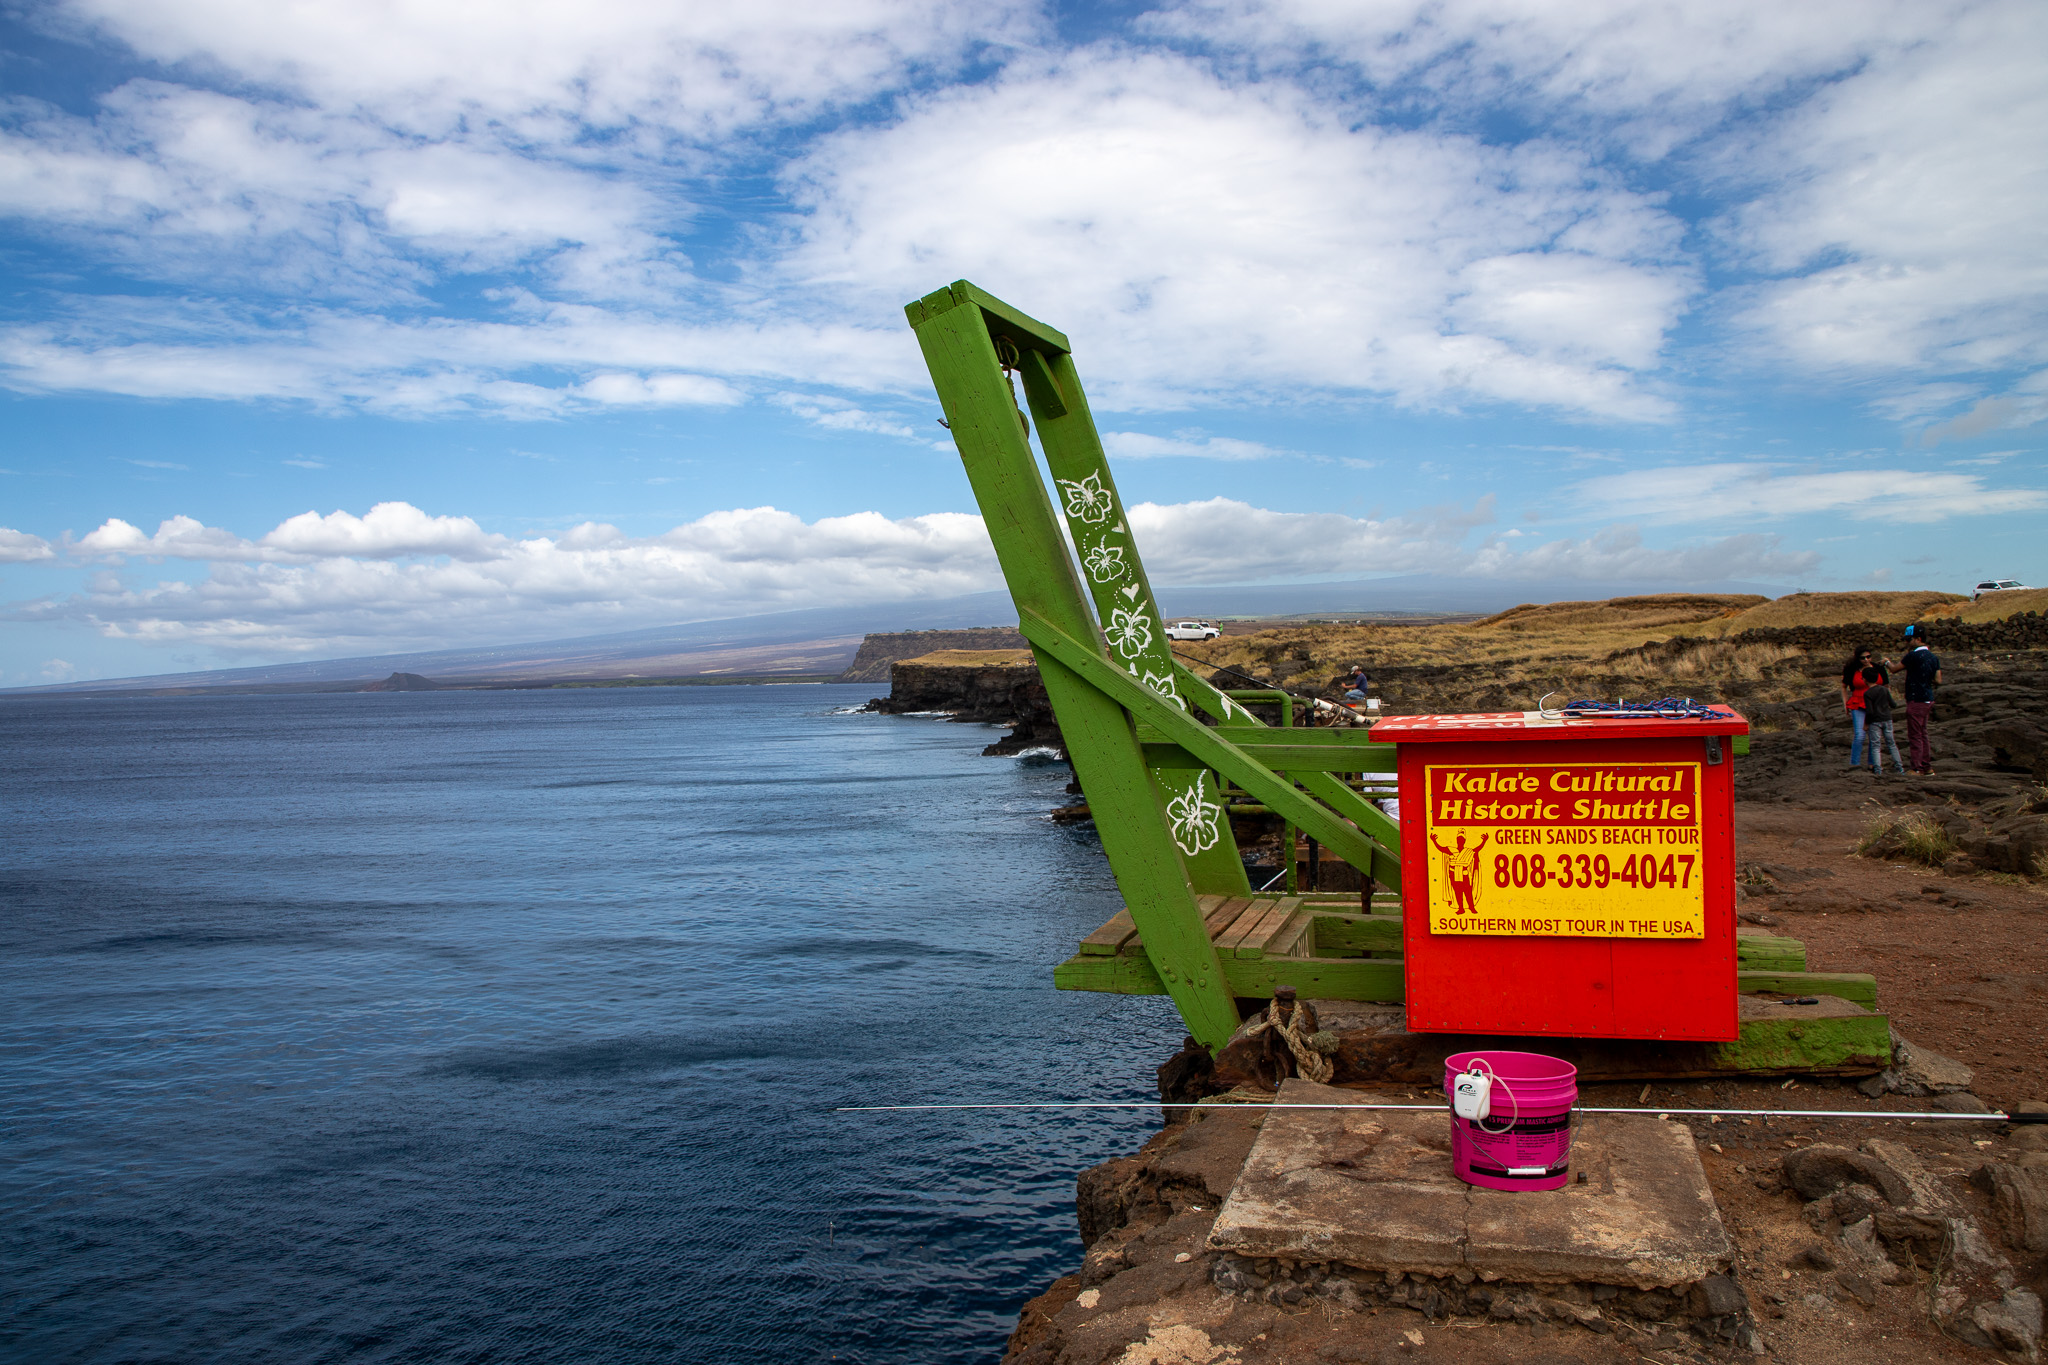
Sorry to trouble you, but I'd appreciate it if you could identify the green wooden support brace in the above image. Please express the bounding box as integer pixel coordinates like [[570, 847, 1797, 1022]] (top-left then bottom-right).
[[1170, 663, 1402, 890], [1022, 609, 1402, 889], [907, 282, 1241, 1047]]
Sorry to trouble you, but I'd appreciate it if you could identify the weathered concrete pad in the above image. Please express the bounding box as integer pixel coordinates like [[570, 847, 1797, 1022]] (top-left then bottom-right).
[[1207, 1079, 1733, 1289], [1212, 994, 1890, 1090]]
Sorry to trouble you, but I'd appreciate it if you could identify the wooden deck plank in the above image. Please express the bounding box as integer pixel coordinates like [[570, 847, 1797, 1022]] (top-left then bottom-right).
[[1215, 898, 1281, 956], [1078, 909, 1140, 956], [1231, 896, 1306, 960], [1204, 896, 1257, 939], [1265, 907, 1316, 958]]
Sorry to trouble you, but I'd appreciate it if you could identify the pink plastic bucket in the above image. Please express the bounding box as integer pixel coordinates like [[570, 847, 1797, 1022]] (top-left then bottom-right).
[[1443, 1051, 1578, 1192]]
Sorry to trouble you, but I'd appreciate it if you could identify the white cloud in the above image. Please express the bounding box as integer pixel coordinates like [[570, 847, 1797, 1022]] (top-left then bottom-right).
[[1713, 4, 2048, 381], [785, 50, 1691, 420], [577, 373, 745, 407], [72, 502, 509, 562], [1915, 373, 2048, 446], [0, 305, 919, 416], [76, 514, 252, 560], [260, 504, 507, 560], [0, 528, 58, 562], [0, 0, 2038, 439], [14, 495, 1821, 658], [770, 392, 925, 440], [1467, 525, 1817, 582], [20, 502, 1004, 655], [1103, 432, 1288, 461], [1129, 497, 1453, 581], [1576, 464, 2048, 524], [51, 0, 1035, 140]]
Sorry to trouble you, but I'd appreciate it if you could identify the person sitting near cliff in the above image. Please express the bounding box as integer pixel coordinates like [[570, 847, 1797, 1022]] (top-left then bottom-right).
[[1244, 985, 1334, 1091], [1342, 665, 1368, 701]]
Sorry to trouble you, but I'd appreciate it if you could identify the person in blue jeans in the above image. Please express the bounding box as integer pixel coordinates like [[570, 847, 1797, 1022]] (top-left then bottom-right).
[[1862, 679, 1904, 773]]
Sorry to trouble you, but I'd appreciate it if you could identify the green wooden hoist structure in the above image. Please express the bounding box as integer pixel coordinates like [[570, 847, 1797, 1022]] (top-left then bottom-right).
[[907, 280, 1407, 1049], [907, 280, 1860, 1059]]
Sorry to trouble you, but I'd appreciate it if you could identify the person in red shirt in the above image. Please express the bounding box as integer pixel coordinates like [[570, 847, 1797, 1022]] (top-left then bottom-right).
[[1839, 646, 1891, 771]]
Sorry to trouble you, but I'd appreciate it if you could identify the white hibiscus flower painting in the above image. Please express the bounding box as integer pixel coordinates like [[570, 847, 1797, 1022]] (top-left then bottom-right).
[[1104, 607, 1154, 660], [1083, 541, 1128, 583], [1165, 781, 1224, 856], [1056, 472, 1114, 524]]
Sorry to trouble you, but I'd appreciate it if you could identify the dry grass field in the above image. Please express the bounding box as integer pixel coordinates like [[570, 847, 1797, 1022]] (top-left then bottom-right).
[[899, 648, 1036, 668], [1164, 589, 2029, 717]]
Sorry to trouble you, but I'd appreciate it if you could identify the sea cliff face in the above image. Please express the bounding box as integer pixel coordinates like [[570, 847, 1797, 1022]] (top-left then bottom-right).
[[863, 650, 1064, 757], [837, 627, 1028, 684]]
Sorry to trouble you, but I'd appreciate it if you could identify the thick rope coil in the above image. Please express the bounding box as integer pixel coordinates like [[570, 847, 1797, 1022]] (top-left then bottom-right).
[[1243, 1000, 1334, 1084]]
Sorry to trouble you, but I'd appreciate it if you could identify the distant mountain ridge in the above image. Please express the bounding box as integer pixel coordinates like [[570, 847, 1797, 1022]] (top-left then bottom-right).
[[6, 574, 1796, 695]]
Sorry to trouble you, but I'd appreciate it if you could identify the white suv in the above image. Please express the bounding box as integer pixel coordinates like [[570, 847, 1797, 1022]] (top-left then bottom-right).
[[1164, 620, 1221, 641], [1973, 579, 2031, 600]]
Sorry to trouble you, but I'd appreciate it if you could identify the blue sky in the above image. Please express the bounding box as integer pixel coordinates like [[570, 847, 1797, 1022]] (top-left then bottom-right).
[[2, 0, 2044, 684]]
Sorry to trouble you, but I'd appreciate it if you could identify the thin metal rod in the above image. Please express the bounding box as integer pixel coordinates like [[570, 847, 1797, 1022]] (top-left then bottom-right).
[[834, 1101, 2020, 1122]]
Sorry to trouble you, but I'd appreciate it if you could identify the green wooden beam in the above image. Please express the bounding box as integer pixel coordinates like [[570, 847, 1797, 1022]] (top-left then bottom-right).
[[1705, 1010, 1892, 1074], [1312, 913, 1404, 955], [1733, 935, 1807, 973], [908, 289, 1240, 1047], [1136, 724, 1397, 752], [1143, 741, 1399, 772]]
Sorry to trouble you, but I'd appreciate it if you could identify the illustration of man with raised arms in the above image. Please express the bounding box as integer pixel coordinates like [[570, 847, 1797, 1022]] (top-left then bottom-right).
[[1430, 831, 1489, 914]]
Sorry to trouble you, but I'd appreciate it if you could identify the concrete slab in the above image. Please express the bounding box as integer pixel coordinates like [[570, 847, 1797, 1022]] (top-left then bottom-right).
[[1207, 1079, 1734, 1289]]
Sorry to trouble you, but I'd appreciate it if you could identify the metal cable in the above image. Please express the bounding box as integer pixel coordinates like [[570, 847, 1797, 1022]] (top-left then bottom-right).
[[837, 1101, 2032, 1122]]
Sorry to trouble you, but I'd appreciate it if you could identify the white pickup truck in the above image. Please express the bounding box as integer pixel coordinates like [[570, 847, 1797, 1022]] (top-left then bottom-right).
[[1164, 620, 1221, 642]]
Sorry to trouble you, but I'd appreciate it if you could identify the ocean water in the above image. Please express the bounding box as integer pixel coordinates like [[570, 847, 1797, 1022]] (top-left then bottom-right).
[[1, 685, 1187, 1364]]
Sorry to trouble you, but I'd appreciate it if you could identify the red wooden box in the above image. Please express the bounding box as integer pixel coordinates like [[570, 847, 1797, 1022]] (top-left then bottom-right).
[[1373, 709, 1749, 1042]]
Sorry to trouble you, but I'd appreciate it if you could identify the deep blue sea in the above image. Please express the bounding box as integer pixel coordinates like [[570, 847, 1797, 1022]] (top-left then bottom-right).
[[1, 685, 1186, 1364]]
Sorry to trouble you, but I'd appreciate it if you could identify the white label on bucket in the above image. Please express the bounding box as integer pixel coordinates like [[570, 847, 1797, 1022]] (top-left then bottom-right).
[[1507, 1167, 1550, 1176]]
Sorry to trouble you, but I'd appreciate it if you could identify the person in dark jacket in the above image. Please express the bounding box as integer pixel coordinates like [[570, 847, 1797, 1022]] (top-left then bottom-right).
[[1901, 627, 1943, 774]]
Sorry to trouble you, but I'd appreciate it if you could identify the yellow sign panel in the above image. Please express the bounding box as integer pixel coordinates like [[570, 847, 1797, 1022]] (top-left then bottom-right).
[[1423, 761, 1705, 939]]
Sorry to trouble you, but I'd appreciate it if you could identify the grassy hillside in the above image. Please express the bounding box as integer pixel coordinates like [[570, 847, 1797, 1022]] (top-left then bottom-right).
[[1927, 587, 2048, 623], [1698, 590, 1967, 635]]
